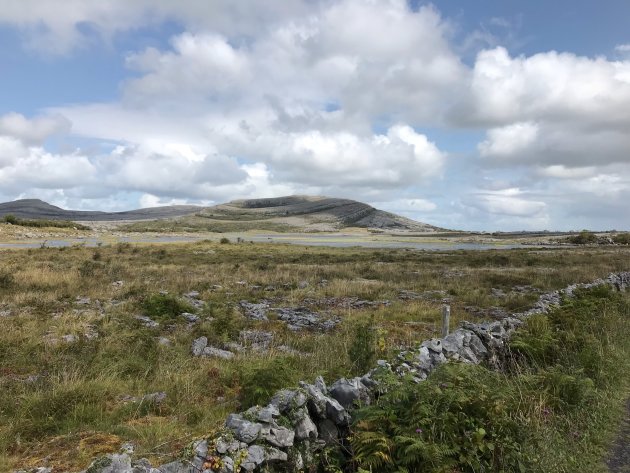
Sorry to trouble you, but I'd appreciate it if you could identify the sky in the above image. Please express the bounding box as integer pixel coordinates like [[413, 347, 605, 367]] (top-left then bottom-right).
[[0, 1, 629, 231]]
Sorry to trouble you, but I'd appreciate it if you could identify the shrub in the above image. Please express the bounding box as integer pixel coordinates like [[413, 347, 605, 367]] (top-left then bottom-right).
[[3, 214, 18, 224], [351, 287, 630, 473], [569, 230, 597, 244], [348, 317, 377, 375], [612, 233, 630, 245], [220, 237, 231, 244], [238, 357, 299, 409], [142, 294, 193, 320], [0, 270, 14, 289]]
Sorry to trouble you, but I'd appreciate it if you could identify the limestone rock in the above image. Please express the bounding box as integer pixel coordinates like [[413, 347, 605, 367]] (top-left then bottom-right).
[[191, 337, 208, 356], [225, 414, 262, 444]]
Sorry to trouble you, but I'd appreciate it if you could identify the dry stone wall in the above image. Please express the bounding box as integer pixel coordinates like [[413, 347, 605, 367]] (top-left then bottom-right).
[[22, 272, 630, 473]]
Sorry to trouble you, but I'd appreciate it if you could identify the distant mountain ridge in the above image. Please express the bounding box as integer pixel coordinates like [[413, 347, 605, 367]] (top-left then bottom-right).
[[0, 199, 200, 221], [0, 196, 441, 232]]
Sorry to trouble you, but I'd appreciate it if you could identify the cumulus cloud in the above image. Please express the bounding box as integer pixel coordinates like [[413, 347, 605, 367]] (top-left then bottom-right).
[[0, 113, 71, 144], [0, 137, 95, 192], [456, 47, 630, 127], [0, 0, 315, 55], [1, 1, 629, 229]]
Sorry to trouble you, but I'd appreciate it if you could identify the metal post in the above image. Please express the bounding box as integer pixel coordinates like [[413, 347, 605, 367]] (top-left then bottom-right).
[[442, 304, 450, 338]]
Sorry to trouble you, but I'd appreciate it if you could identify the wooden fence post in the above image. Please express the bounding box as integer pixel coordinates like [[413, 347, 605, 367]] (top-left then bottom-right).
[[442, 304, 450, 338]]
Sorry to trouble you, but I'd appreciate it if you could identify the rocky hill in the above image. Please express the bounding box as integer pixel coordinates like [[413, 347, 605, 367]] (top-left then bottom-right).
[[0, 196, 440, 233], [0, 199, 200, 221], [200, 196, 439, 232]]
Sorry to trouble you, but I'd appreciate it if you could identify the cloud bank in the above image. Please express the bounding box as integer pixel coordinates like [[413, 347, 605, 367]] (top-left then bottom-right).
[[0, 0, 629, 230]]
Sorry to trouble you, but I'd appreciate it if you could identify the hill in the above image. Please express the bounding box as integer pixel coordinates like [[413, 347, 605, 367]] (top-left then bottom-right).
[[0, 196, 440, 233], [126, 195, 441, 233], [0, 198, 200, 221]]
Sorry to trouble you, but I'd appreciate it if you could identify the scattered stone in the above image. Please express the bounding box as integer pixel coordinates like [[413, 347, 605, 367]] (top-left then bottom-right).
[[239, 330, 273, 350], [111, 280, 124, 288], [302, 296, 390, 310], [191, 336, 208, 356], [141, 392, 167, 404], [180, 312, 199, 323], [202, 346, 235, 360], [274, 307, 340, 331], [75, 296, 91, 305], [239, 301, 270, 321], [157, 337, 171, 346], [298, 280, 309, 289], [134, 315, 159, 328]]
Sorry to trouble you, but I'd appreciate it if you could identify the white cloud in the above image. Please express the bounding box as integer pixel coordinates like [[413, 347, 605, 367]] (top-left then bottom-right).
[[466, 188, 547, 217], [0, 113, 71, 144], [374, 198, 437, 212], [1, 1, 630, 230], [0, 137, 95, 192], [456, 47, 630, 127], [537, 165, 597, 179], [478, 122, 539, 158]]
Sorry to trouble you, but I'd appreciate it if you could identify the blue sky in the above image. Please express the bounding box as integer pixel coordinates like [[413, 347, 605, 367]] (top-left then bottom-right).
[[0, 1, 629, 231]]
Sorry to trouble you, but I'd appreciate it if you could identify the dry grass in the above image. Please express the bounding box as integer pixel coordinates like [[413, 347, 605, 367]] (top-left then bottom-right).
[[0, 241, 628, 471]]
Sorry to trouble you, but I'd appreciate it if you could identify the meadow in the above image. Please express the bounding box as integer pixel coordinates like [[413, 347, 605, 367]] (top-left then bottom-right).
[[0, 235, 628, 471]]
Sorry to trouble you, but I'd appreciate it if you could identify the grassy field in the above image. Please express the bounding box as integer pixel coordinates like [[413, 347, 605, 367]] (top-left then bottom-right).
[[0, 236, 628, 471]]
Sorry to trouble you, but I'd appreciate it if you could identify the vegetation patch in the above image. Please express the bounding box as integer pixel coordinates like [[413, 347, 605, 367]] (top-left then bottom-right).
[[350, 288, 630, 473], [2, 214, 90, 230]]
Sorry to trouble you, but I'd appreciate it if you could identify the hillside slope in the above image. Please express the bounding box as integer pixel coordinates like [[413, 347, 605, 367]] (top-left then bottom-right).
[[0, 196, 440, 233], [0, 199, 200, 221], [205, 196, 438, 231], [127, 195, 441, 233]]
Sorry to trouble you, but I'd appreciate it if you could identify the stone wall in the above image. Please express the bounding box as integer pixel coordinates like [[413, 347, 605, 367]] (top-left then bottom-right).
[[23, 272, 630, 473]]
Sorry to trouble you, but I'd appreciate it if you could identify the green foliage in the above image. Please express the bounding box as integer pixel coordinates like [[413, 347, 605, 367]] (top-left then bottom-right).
[[351, 287, 630, 473], [2, 214, 90, 229], [2, 214, 18, 224], [569, 230, 598, 244], [78, 260, 106, 278], [142, 293, 193, 320], [351, 365, 525, 472], [348, 316, 377, 376], [238, 357, 299, 409], [219, 237, 231, 244], [207, 306, 242, 343], [612, 232, 630, 245], [0, 270, 14, 289]]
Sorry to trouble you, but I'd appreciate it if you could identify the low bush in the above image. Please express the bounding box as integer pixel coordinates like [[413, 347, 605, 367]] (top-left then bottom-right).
[[2, 214, 90, 230], [142, 293, 193, 320], [351, 288, 630, 472], [348, 316, 377, 376], [238, 357, 300, 409]]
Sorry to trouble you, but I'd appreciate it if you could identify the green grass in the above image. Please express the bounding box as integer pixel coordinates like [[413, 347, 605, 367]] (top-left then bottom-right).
[[350, 287, 630, 473], [0, 242, 628, 470]]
